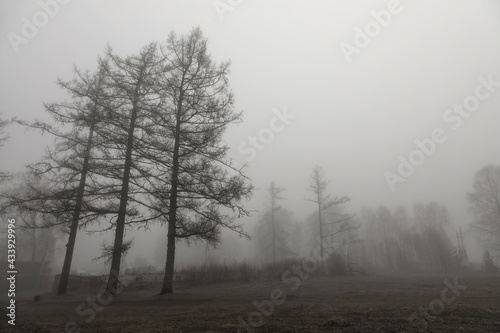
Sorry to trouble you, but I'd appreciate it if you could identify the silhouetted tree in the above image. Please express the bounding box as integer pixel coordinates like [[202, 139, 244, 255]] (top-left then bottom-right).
[[2, 66, 125, 295], [98, 42, 164, 295], [157, 27, 252, 295]]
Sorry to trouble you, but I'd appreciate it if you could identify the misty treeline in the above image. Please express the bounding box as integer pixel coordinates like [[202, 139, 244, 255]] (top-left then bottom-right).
[[255, 182, 457, 275], [256, 197, 492, 277], [356, 203, 455, 273], [254, 164, 500, 276], [0, 27, 252, 295]]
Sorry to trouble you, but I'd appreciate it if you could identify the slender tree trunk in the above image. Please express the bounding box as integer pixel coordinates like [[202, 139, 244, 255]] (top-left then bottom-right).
[[271, 198, 276, 265], [105, 104, 139, 295], [160, 92, 183, 295], [30, 226, 37, 284], [318, 200, 324, 271], [57, 124, 94, 295]]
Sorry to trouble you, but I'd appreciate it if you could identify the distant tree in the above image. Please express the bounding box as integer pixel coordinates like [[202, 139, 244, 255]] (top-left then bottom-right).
[[375, 206, 397, 269], [17, 210, 59, 285], [413, 202, 454, 271], [358, 203, 454, 273], [468, 165, 500, 253], [256, 181, 295, 264], [393, 206, 413, 270], [307, 165, 351, 271], [268, 181, 285, 264], [157, 27, 252, 295], [482, 249, 496, 272], [359, 206, 396, 271], [0, 186, 60, 287]]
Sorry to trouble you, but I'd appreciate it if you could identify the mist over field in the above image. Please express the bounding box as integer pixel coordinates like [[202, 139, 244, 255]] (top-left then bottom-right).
[[1, 1, 500, 332]]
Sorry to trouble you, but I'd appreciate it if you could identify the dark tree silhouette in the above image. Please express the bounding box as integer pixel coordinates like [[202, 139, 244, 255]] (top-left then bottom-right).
[[157, 27, 252, 295], [1, 67, 123, 295]]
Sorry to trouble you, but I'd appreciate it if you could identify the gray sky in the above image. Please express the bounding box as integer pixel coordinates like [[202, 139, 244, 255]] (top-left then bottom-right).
[[1, 0, 500, 268]]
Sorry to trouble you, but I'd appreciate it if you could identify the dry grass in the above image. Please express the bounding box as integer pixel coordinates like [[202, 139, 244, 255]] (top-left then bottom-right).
[[1, 271, 499, 332]]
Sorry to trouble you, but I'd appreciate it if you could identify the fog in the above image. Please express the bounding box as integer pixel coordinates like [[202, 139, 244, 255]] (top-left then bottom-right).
[[1, 0, 500, 275]]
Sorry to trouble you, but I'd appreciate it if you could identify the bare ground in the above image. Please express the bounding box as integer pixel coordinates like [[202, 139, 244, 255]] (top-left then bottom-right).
[[1, 272, 499, 332]]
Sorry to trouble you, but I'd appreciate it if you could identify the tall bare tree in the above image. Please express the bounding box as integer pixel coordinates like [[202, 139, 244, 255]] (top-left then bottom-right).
[[308, 165, 350, 271], [1, 66, 121, 295], [256, 181, 296, 263], [98, 42, 165, 294], [157, 27, 252, 295], [269, 181, 284, 264]]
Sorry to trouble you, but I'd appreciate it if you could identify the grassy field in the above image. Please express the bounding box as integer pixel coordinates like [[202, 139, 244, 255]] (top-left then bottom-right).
[[1, 272, 499, 332]]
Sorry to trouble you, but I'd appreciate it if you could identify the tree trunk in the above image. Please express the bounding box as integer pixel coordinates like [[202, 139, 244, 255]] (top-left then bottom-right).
[[271, 198, 276, 265], [160, 92, 183, 295], [57, 124, 94, 295], [105, 104, 139, 295], [318, 200, 324, 272]]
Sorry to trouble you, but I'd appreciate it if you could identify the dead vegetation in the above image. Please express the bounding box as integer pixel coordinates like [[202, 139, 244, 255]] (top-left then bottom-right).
[[1, 271, 499, 332]]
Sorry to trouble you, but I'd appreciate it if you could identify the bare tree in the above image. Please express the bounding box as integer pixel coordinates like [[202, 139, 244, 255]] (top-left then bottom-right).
[[157, 27, 252, 295], [468, 165, 500, 253], [256, 182, 295, 263], [0, 173, 61, 286], [2, 65, 125, 295], [307, 165, 350, 271], [97, 42, 165, 295], [17, 210, 59, 286], [263, 181, 286, 263], [268, 181, 284, 264]]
